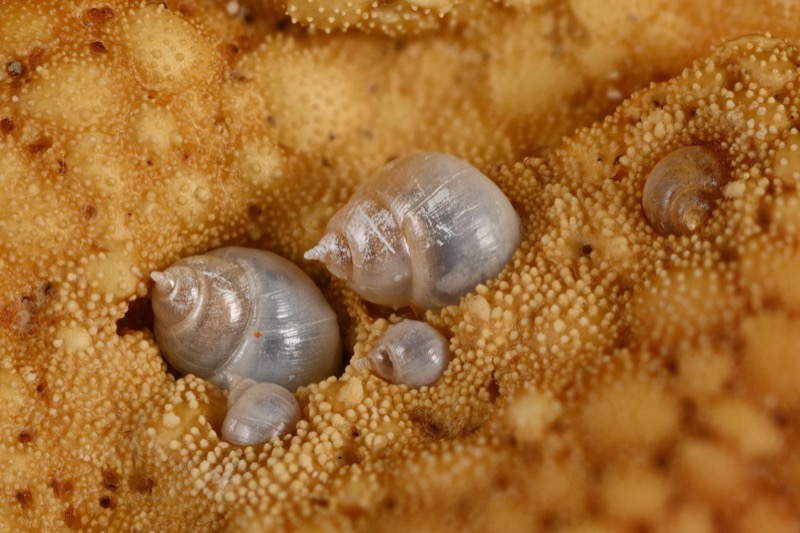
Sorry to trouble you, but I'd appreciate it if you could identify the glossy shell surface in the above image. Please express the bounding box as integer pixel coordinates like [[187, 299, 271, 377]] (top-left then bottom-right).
[[305, 152, 521, 310], [642, 145, 726, 236], [222, 378, 301, 445], [357, 319, 452, 388], [151, 246, 341, 391]]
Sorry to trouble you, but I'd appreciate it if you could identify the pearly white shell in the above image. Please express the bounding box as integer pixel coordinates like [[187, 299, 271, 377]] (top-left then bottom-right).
[[151, 246, 341, 391], [222, 378, 301, 445], [642, 145, 726, 236], [355, 319, 452, 388], [305, 152, 521, 310]]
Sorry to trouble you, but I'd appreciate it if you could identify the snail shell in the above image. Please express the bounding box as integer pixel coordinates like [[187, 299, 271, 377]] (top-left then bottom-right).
[[151, 246, 341, 392], [304, 152, 521, 310], [355, 319, 452, 388], [642, 145, 725, 236], [222, 378, 301, 445]]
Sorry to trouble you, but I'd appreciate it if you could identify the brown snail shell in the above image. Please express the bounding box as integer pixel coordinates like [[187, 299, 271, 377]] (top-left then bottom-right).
[[642, 145, 726, 236]]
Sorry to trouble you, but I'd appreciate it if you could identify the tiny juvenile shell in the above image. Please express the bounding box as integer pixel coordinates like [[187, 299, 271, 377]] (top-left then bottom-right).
[[222, 378, 301, 445], [355, 320, 452, 388], [642, 145, 726, 236], [151, 246, 341, 391], [305, 152, 521, 310]]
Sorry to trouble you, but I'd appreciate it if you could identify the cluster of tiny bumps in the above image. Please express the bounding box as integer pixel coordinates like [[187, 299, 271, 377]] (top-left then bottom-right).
[[2, 0, 800, 531]]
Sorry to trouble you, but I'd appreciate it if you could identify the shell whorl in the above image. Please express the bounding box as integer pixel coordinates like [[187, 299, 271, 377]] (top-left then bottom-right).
[[356, 319, 452, 388], [642, 145, 726, 236], [222, 378, 301, 445], [306, 196, 412, 308], [151, 255, 250, 381], [305, 152, 521, 310], [304, 231, 353, 281], [151, 247, 342, 391], [150, 268, 198, 326]]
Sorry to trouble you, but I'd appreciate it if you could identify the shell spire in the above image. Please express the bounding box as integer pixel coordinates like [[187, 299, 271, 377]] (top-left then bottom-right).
[[352, 354, 380, 373], [303, 243, 327, 262], [150, 270, 174, 292], [150, 265, 201, 328], [304, 232, 352, 280]]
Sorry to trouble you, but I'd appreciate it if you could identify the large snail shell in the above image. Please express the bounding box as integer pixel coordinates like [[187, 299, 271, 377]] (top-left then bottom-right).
[[305, 152, 521, 310], [151, 246, 341, 391], [642, 145, 726, 236], [222, 378, 301, 445], [355, 319, 452, 388]]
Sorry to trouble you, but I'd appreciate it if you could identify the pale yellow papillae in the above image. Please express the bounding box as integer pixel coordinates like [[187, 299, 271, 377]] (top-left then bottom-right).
[[2, 0, 800, 531]]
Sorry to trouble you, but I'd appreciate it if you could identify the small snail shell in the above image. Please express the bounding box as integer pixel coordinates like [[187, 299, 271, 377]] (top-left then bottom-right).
[[642, 145, 725, 236], [151, 246, 341, 392], [304, 152, 521, 310], [355, 320, 452, 388], [222, 378, 301, 445]]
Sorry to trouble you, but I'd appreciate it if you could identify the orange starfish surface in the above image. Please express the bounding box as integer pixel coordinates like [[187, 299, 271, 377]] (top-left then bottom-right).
[[2, 0, 800, 530]]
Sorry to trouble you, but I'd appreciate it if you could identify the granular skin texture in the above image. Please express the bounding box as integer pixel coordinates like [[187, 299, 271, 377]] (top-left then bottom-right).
[[2, 1, 800, 531]]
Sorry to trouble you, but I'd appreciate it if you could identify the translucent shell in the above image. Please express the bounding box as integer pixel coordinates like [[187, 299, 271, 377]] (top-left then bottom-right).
[[355, 320, 452, 388], [151, 246, 341, 392], [305, 152, 522, 310], [642, 145, 726, 236], [222, 378, 301, 445]]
